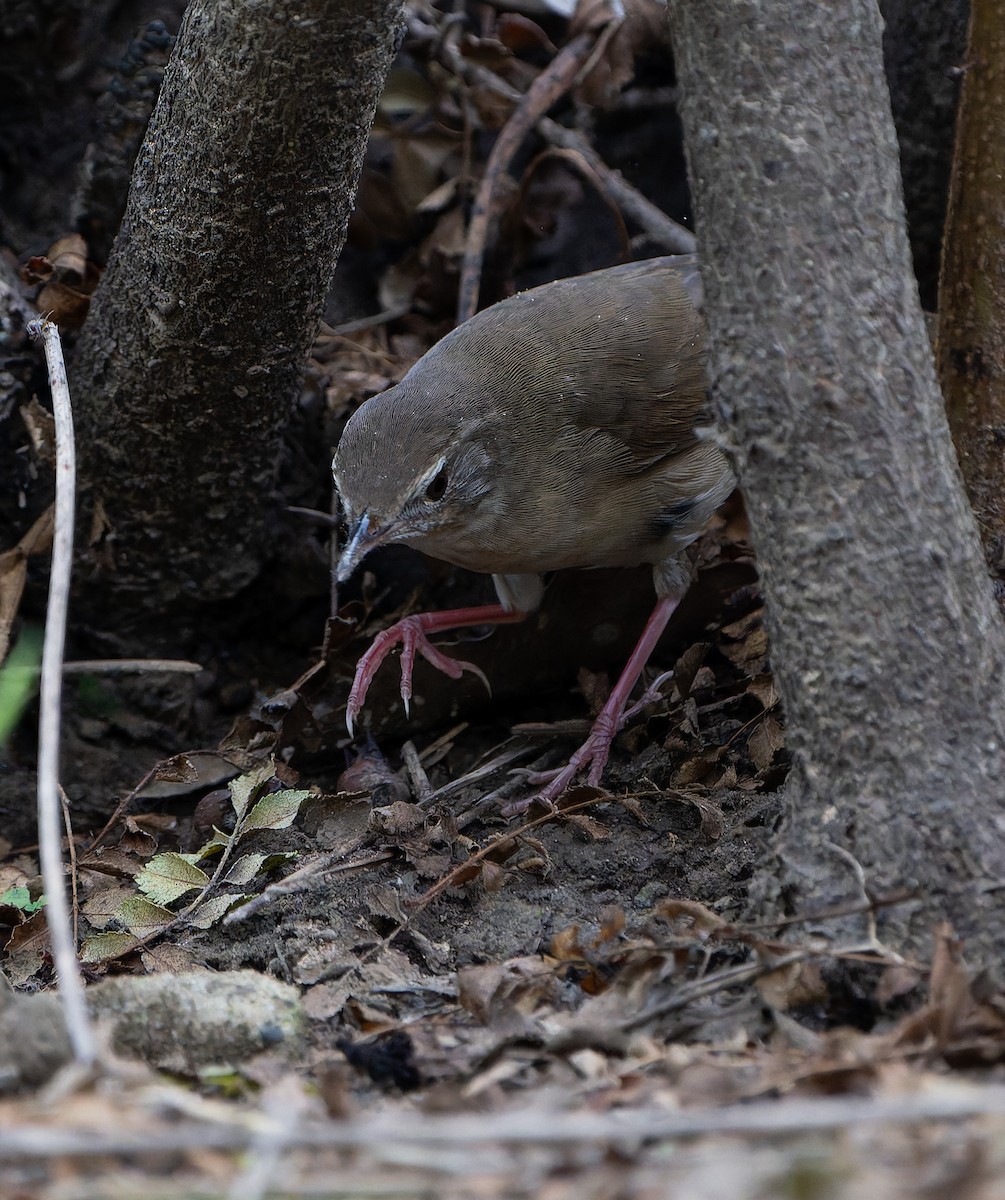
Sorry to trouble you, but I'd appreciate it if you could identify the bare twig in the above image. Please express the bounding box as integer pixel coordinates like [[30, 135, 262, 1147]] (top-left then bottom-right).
[[519, 145, 631, 257], [401, 740, 433, 802], [223, 849, 395, 924], [61, 658, 203, 675], [324, 302, 412, 336], [87, 759, 169, 851], [418, 739, 537, 809], [534, 120, 696, 253], [287, 505, 338, 526], [59, 786, 79, 947], [226, 1080, 304, 1200], [618, 949, 810, 1032], [7, 1084, 1005, 1159], [26, 316, 96, 1066], [417, 721, 469, 764], [430, 18, 696, 258], [458, 31, 598, 321]]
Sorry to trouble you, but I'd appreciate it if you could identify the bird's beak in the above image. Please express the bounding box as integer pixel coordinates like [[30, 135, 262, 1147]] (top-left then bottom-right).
[[338, 505, 425, 583], [338, 512, 407, 583], [336, 513, 376, 583]]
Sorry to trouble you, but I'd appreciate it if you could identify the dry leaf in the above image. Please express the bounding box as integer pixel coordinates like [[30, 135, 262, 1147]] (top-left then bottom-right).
[[756, 961, 826, 1012], [747, 715, 785, 772], [655, 898, 726, 934], [0, 507, 54, 661], [457, 956, 558, 1027]]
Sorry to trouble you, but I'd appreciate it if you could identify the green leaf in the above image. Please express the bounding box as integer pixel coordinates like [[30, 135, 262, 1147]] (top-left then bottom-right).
[[225, 851, 298, 885], [116, 896, 175, 938], [0, 885, 46, 914], [0, 627, 42, 744], [135, 853, 210, 905], [187, 893, 249, 930], [197, 1065, 255, 1098], [228, 762, 275, 821], [81, 931, 140, 963], [242, 789, 308, 834], [225, 853, 267, 884], [194, 829, 231, 858]]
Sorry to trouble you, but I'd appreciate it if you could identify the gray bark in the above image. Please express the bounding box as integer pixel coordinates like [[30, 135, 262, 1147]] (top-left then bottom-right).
[[666, 1, 1005, 955], [73, 0, 403, 614]]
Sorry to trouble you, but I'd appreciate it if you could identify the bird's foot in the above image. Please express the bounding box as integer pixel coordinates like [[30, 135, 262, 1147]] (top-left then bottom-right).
[[346, 615, 488, 735], [502, 707, 621, 816], [502, 592, 684, 817], [345, 603, 527, 735]]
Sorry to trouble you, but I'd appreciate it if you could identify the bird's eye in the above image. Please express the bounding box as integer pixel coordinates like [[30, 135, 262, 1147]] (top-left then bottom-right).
[[425, 464, 449, 502]]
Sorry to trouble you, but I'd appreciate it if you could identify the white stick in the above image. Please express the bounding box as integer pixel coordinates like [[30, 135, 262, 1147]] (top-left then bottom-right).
[[27, 316, 96, 1066]]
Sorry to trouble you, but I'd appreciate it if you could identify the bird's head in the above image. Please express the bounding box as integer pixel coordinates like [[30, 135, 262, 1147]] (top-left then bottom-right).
[[331, 376, 495, 583]]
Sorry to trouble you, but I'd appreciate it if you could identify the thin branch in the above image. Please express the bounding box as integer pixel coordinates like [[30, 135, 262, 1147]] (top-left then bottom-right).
[[534, 119, 697, 254], [61, 658, 203, 675], [400, 739, 433, 801], [7, 1084, 1005, 1159], [223, 849, 394, 924], [457, 31, 598, 321], [26, 316, 96, 1066], [59, 786, 79, 947], [427, 16, 696, 259], [519, 145, 632, 257], [324, 302, 412, 336], [330, 482, 341, 619], [618, 949, 810, 1032], [226, 1083, 302, 1200]]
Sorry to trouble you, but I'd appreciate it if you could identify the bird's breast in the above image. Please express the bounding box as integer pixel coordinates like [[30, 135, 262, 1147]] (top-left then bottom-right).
[[408, 484, 701, 578]]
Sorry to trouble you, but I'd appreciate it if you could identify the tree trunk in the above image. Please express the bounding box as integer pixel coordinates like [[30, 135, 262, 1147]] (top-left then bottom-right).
[[666, 0, 1005, 956], [937, 0, 1005, 590], [72, 0, 403, 618]]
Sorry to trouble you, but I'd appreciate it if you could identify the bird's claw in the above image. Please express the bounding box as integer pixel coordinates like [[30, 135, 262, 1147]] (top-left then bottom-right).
[[345, 614, 492, 735], [619, 669, 675, 724]]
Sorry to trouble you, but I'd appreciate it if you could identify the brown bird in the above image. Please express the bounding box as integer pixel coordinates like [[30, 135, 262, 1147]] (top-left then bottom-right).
[[332, 256, 735, 811]]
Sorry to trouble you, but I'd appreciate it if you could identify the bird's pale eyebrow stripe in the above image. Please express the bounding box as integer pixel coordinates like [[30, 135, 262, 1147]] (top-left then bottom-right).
[[412, 455, 448, 496]]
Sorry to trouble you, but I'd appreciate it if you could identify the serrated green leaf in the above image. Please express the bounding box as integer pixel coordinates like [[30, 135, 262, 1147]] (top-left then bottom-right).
[[116, 896, 175, 937], [242, 789, 308, 834], [195, 829, 231, 858], [224, 850, 298, 885], [187, 893, 249, 930], [135, 853, 210, 905], [225, 853, 267, 884], [229, 762, 274, 821], [81, 931, 140, 962]]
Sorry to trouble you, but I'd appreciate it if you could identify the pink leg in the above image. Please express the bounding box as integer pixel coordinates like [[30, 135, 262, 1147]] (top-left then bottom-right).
[[346, 604, 528, 735], [504, 593, 683, 815]]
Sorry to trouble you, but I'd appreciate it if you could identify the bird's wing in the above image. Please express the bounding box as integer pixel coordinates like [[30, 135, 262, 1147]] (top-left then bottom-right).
[[565, 259, 711, 461]]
